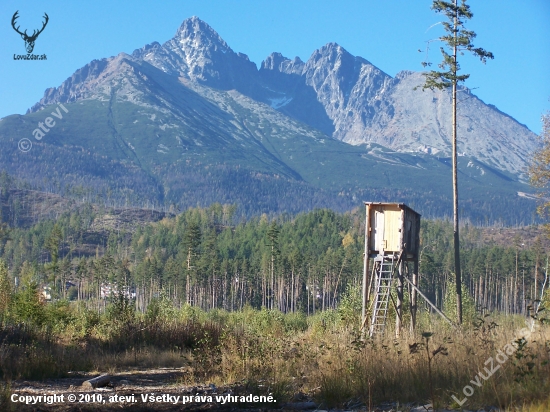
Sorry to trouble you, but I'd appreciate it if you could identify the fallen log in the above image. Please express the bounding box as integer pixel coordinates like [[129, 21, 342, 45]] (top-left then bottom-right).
[[81, 374, 111, 389]]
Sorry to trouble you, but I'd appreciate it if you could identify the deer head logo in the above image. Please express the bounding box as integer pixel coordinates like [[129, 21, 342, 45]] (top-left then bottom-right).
[[11, 11, 49, 54]]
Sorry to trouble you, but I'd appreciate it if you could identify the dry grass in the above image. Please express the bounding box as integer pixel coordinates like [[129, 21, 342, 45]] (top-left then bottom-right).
[[1, 305, 550, 410], [307, 320, 550, 410], [522, 397, 550, 412], [209, 311, 550, 410]]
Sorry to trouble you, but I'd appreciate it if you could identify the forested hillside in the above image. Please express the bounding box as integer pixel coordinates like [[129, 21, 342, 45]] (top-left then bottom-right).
[[2, 189, 550, 411], [1, 197, 547, 318]]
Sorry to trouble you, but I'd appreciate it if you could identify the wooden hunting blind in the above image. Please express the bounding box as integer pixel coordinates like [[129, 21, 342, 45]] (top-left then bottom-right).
[[365, 203, 420, 260], [361, 202, 453, 337], [362, 203, 421, 337]]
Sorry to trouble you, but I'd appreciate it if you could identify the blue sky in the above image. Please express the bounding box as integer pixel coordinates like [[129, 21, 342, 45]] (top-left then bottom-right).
[[0, 0, 548, 133]]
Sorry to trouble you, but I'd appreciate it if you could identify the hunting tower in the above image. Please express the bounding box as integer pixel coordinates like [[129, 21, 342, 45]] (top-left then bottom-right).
[[361, 202, 421, 337]]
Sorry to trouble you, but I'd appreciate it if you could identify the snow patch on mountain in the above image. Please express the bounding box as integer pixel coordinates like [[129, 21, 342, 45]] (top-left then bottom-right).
[[269, 96, 293, 109]]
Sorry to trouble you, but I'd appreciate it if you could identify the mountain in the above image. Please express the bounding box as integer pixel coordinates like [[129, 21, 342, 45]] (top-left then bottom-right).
[[0, 17, 539, 224], [259, 44, 537, 177]]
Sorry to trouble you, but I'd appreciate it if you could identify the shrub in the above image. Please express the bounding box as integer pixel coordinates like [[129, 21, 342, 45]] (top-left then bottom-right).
[[11, 281, 45, 326], [146, 294, 177, 322], [44, 300, 76, 333], [337, 284, 362, 326], [442, 279, 476, 324], [106, 291, 135, 324]]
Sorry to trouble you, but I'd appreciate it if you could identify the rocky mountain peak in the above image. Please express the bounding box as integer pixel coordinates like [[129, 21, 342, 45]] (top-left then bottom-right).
[[23, 16, 538, 178], [260, 53, 304, 75], [312, 42, 353, 62], [394, 70, 414, 80], [174, 16, 232, 55], [319, 42, 343, 53], [129, 16, 260, 92], [307, 42, 378, 73]]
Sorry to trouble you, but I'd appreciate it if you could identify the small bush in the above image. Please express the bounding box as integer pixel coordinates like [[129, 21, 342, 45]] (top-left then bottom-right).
[[106, 291, 135, 324], [443, 279, 477, 324], [337, 284, 362, 326], [146, 294, 177, 322], [11, 281, 45, 326]]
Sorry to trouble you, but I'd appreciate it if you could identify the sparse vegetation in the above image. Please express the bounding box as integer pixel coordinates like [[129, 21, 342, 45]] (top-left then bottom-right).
[[1, 195, 550, 410], [0, 294, 549, 410]]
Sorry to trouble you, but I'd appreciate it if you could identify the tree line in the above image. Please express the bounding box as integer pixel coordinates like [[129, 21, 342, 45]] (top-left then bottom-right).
[[0, 202, 547, 320]]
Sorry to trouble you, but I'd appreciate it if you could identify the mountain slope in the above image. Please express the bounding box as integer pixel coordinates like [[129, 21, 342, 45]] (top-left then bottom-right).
[[0, 16, 538, 224], [258, 47, 538, 177], [30, 17, 537, 178]]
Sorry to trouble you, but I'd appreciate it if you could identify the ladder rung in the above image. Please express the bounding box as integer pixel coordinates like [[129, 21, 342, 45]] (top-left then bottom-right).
[[370, 258, 399, 337]]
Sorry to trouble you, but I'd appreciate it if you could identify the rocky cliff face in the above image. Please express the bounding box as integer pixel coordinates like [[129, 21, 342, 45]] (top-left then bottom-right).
[[29, 16, 538, 178], [259, 44, 537, 177], [259, 44, 395, 146], [358, 71, 536, 176]]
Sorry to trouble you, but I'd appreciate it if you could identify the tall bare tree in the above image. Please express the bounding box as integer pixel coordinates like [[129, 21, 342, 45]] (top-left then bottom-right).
[[266, 221, 280, 310], [529, 110, 550, 312], [529, 111, 550, 227], [419, 0, 493, 324]]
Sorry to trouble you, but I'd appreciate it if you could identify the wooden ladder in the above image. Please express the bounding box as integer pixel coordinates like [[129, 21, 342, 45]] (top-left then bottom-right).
[[369, 255, 396, 337]]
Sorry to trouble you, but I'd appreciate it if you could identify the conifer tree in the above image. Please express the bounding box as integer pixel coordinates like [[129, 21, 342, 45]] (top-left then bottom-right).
[[420, 0, 493, 324]]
